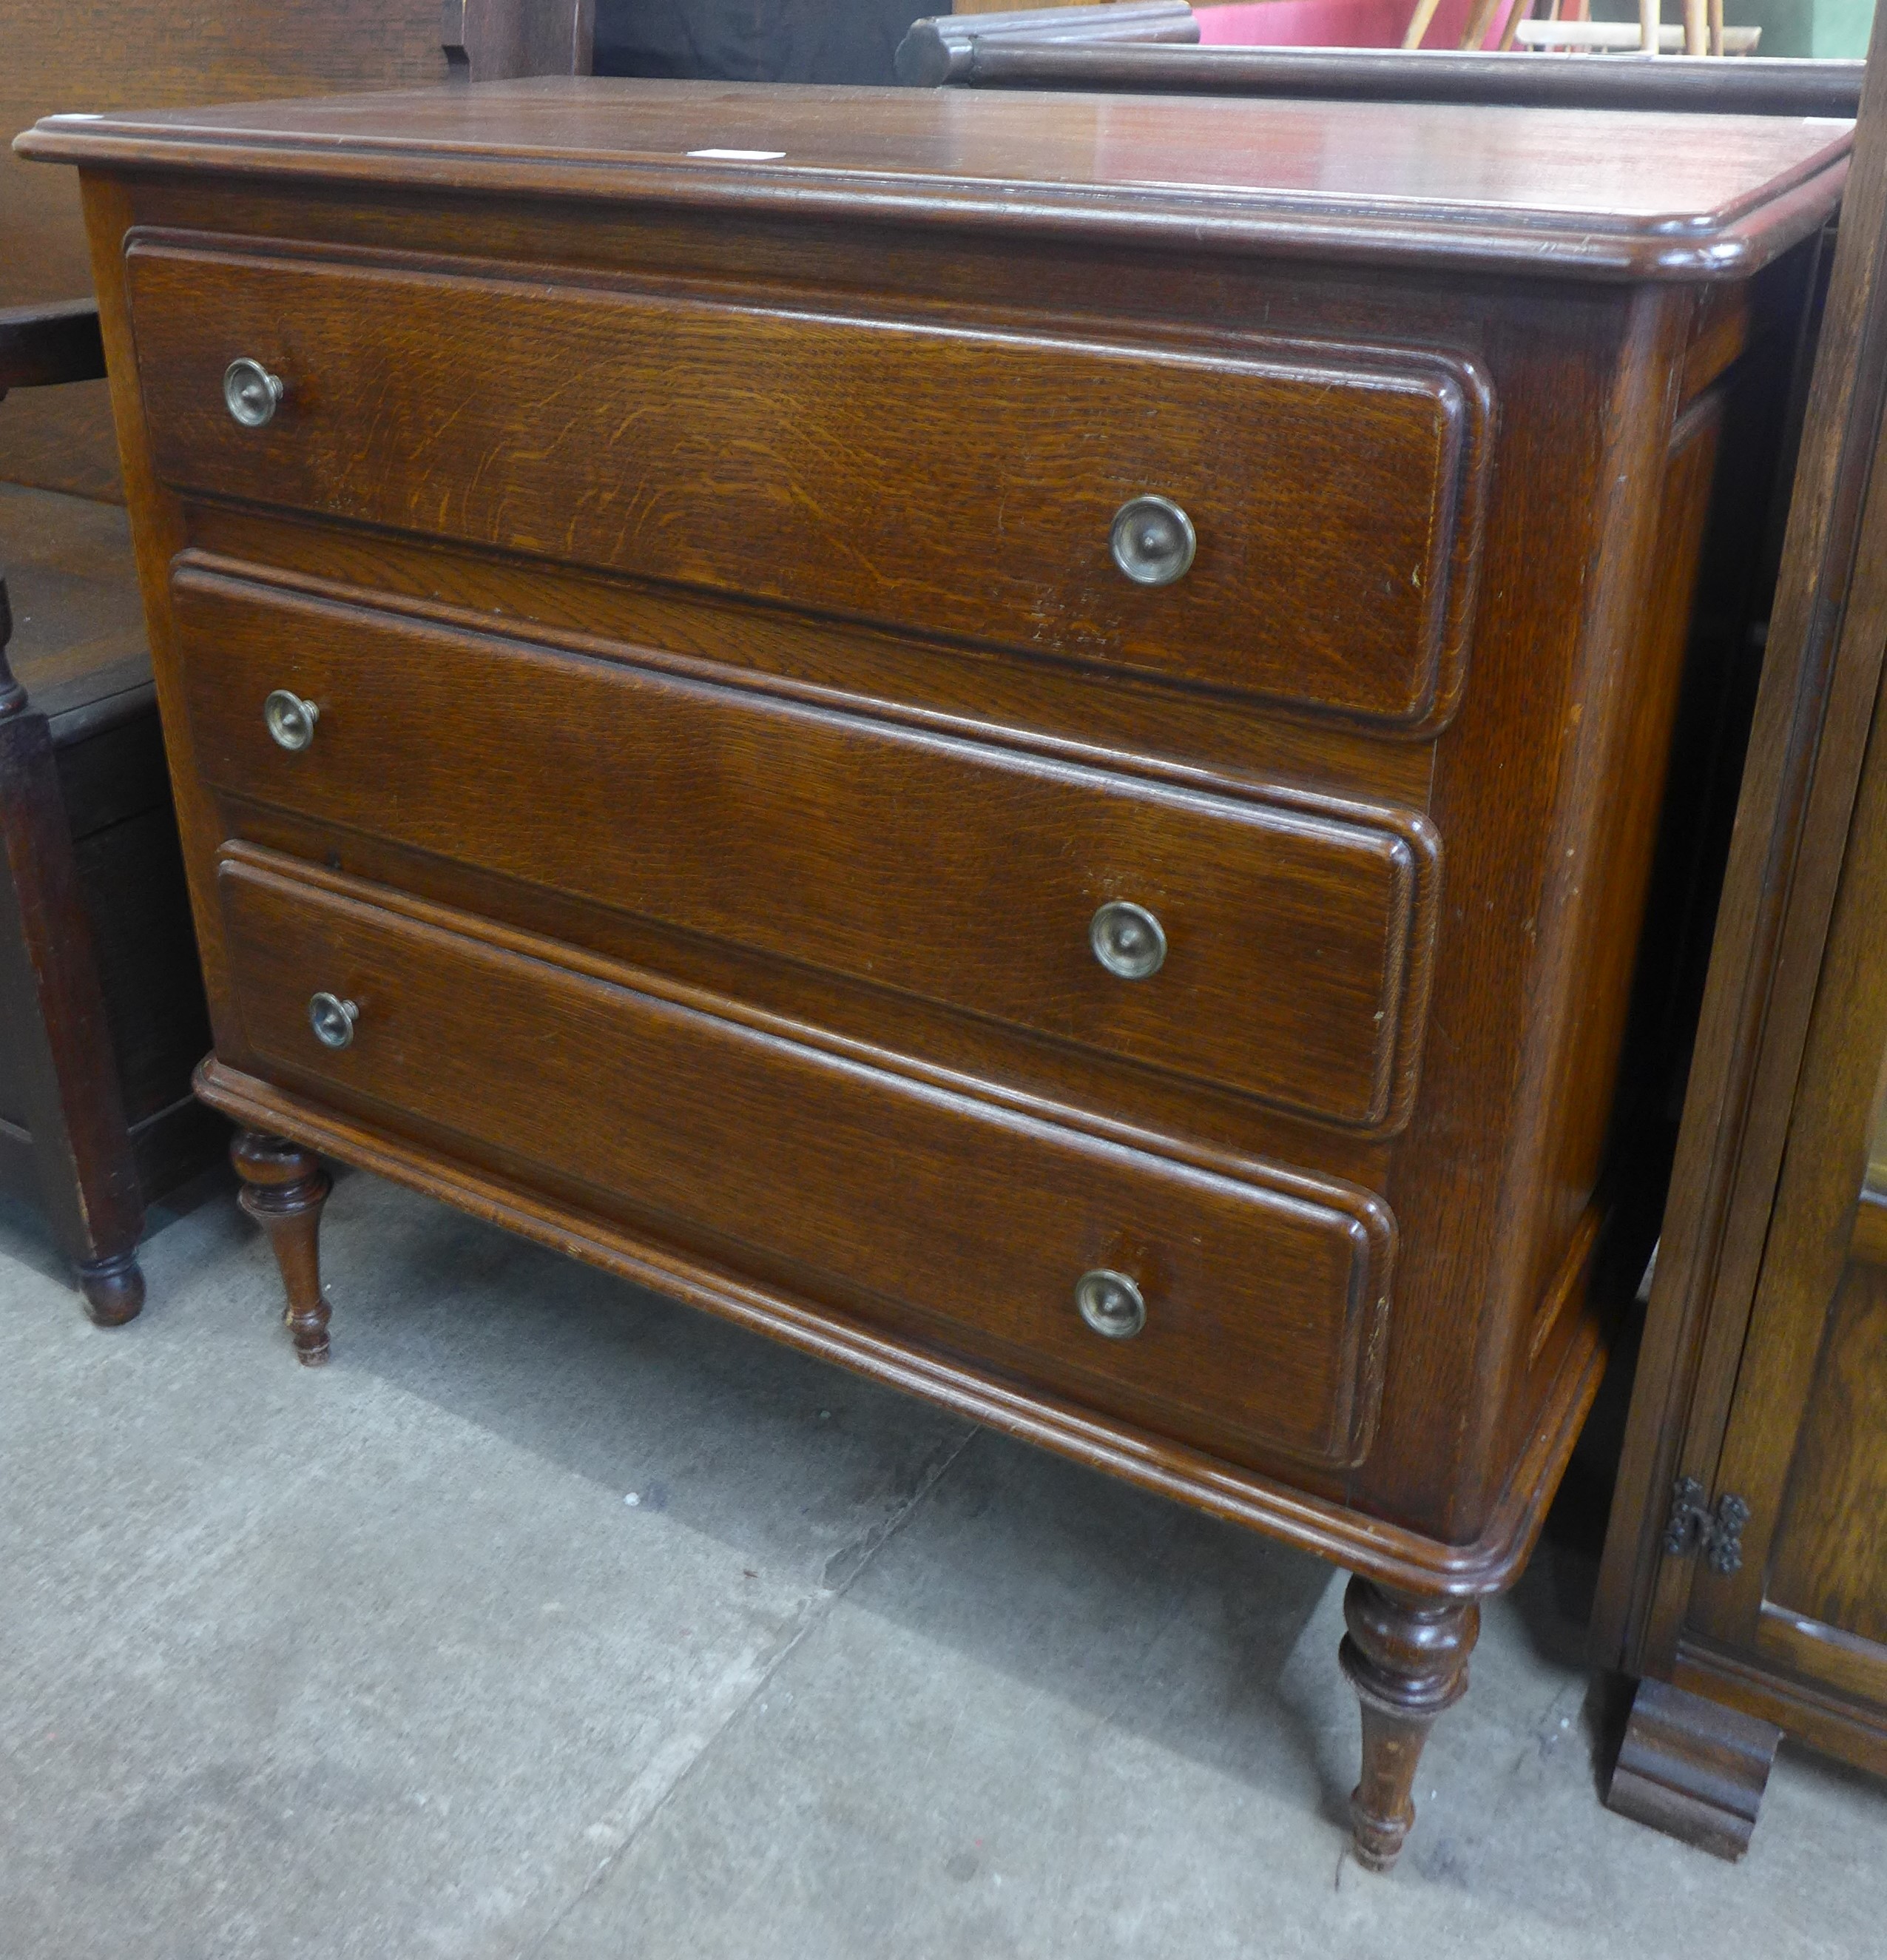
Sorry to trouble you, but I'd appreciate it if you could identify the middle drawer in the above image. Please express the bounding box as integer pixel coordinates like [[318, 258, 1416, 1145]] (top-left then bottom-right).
[[174, 564, 1439, 1131]]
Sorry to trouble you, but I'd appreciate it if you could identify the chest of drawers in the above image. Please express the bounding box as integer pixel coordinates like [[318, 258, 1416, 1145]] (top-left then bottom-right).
[[21, 79, 1850, 1869]]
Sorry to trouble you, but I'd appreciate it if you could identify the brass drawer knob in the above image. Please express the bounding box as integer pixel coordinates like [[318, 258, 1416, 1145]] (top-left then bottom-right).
[[1090, 900, 1166, 980], [1076, 1268, 1146, 1341], [308, 992, 359, 1050], [223, 357, 284, 428], [1110, 495, 1195, 587], [263, 690, 319, 751]]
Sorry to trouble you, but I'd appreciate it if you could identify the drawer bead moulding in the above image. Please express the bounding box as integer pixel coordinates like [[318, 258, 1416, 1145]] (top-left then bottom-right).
[[19, 78, 1851, 1868]]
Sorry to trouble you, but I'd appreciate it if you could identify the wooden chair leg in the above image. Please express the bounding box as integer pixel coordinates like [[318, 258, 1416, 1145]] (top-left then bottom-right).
[[1458, 0, 1507, 48], [232, 1129, 333, 1364], [1339, 1576, 1481, 1872], [0, 580, 146, 1324], [1401, 0, 1445, 50]]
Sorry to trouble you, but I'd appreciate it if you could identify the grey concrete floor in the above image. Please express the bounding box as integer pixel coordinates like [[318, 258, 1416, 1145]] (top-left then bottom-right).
[[3, 1167, 1883, 1959]]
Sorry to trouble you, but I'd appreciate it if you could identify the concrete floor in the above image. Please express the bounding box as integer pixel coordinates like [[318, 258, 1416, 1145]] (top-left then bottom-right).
[[3, 1167, 1882, 1959]]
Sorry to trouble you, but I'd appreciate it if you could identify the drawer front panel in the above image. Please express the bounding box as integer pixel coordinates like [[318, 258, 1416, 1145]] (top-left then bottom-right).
[[218, 858, 1394, 1467], [129, 242, 1488, 728], [178, 567, 1439, 1131]]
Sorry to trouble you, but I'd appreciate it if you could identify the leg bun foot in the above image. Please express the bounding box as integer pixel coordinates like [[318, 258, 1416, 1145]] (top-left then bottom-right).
[[77, 1250, 144, 1326]]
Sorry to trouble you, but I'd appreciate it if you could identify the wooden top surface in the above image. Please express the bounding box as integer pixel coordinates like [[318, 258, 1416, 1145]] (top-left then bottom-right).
[[0, 482, 152, 741], [17, 78, 1852, 281]]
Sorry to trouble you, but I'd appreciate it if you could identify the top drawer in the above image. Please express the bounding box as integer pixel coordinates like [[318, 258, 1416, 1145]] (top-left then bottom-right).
[[125, 240, 1490, 730]]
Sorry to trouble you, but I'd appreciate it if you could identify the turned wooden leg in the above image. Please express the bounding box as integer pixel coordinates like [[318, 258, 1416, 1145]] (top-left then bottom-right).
[[232, 1129, 333, 1365], [1339, 1575, 1480, 1873], [76, 1250, 146, 1327]]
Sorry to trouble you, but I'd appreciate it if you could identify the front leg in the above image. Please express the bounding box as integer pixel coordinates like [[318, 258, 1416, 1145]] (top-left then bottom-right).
[[232, 1129, 333, 1364], [1339, 1575, 1480, 1872]]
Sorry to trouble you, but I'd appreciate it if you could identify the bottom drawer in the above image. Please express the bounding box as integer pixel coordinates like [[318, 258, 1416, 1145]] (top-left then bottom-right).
[[216, 853, 1394, 1469]]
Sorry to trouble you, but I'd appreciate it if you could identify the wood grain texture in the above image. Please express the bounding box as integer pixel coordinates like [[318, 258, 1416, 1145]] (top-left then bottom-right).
[[129, 242, 1488, 733], [0, 587, 145, 1314], [1762, 1261, 1887, 1649], [220, 849, 1394, 1467], [1339, 1577, 1479, 1873], [1, 0, 593, 496], [0, 483, 149, 737], [175, 511, 1439, 810], [37, 78, 1846, 1865], [18, 81, 1851, 282], [195, 1041, 1610, 1596], [0, 482, 221, 1260], [1594, 0, 1887, 1689], [1605, 1677, 1780, 1862], [174, 566, 1439, 1131], [1686, 671, 1887, 1663], [0, 297, 104, 390], [231, 1127, 332, 1364], [0, 386, 124, 502], [53, 89, 1836, 1552], [1592, 3, 1887, 1831], [1671, 1635, 1887, 1779]]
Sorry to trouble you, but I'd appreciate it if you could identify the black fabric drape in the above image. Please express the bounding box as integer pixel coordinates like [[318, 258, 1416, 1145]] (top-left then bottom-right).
[[593, 0, 936, 85]]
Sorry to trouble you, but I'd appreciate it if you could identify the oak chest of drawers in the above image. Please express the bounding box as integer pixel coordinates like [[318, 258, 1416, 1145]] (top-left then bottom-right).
[[21, 79, 1851, 1869]]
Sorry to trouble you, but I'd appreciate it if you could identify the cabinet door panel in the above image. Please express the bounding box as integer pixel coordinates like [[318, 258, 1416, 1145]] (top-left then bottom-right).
[[1684, 693, 1887, 1726], [1763, 1220, 1887, 1654]]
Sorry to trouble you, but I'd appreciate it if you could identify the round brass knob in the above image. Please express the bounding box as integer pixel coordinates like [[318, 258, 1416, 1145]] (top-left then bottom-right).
[[308, 992, 358, 1050], [223, 357, 284, 428], [1110, 495, 1195, 587], [263, 690, 319, 752], [1076, 1268, 1146, 1341], [1090, 900, 1166, 980]]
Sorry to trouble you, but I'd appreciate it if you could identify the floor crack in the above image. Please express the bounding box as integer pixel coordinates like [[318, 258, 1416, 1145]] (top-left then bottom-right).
[[516, 1423, 980, 1958]]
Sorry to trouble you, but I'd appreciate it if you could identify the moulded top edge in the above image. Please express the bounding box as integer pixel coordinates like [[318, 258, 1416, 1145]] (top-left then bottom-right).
[[16, 78, 1854, 284]]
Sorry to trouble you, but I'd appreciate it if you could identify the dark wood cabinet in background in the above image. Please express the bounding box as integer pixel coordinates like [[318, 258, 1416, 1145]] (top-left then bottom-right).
[[1597, 4, 1887, 1852]]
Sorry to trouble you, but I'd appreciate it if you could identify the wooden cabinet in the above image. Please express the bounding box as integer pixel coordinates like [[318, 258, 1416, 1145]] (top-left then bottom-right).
[[0, 6, 598, 1317], [21, 80, 1849, 1870], [1596, 20, 1887, 1843]]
